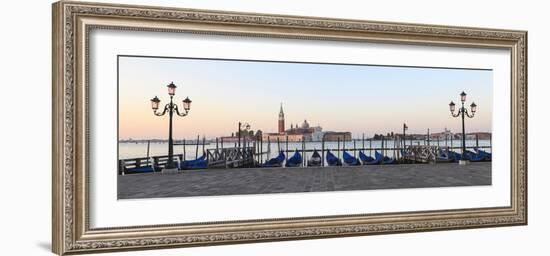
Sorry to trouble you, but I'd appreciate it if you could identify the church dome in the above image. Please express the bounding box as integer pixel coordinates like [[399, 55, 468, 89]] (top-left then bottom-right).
[[301, 120, 310, 129]]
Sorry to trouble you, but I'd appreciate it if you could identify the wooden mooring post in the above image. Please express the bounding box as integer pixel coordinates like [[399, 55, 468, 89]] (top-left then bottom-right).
[[380, 136, 385, 165], [267, 136, 271, 159], [260, 135, 263, 163], [354, 139, 357, 157], [302, 137, 307, 167], [202, 136, 206, 155], [362, 133, 365, 153], [321, 137, 325, 167], [369, 138, 373, 156], [182, 139, 186, 161], [285, 136, 289, 164], [337, 137, 341, 160], [195, 135, 200, 159], [146, 140, 150, 167], [342, 136, 346, 154], [427, 128, 430, 146]]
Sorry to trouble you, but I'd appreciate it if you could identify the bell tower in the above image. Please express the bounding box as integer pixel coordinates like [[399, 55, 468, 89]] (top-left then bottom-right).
[[278, 103, 285, 134]]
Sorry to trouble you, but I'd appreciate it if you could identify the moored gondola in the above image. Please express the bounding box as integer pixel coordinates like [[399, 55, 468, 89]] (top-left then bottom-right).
[[343, 151, 361, 166], [325, 150, 342, 166], [475, 148, 492, 161], [359, 151, 381, 165], [180, 154, 208, 169], [381, 152, 395, 164], [260, 151, 285, 167], [464, 150, 485, 162], [285, 150, 303, 167], [436, 148, 454, 163], [308, 149, 322, 167]]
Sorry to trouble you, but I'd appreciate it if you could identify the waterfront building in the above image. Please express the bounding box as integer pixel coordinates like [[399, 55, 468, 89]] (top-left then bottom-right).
[[430, 128, 453, 140], [278, 103, 285, 134], [262, 104, 351, 142], [322, 131, 352, 141]]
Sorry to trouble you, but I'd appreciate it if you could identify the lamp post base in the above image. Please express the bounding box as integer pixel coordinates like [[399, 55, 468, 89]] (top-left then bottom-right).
[[161, 168, 179, 174], [459, 160, 469, 165]]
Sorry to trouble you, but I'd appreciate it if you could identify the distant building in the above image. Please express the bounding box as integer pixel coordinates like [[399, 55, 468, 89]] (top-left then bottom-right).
[[427, 129, 491, 141], [261, 104, 349, 142], [471, 132, 491, 140], [278, 103, 285, 134], [429, 128, 453, 140], [323, 131, 352, 141]]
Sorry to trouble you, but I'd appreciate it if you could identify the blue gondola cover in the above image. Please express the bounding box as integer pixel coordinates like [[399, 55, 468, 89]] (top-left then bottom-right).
[[361, 151, 382, 165], [180, 154, 208, 169], [343, 151, 361, 166], [285, 150, 303, 167], [261, 151, 285, 167], [325, 150, 342, 166]]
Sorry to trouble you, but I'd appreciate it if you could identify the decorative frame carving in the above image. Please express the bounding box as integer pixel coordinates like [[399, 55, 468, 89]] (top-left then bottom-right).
[[52, 1, 527, 255]]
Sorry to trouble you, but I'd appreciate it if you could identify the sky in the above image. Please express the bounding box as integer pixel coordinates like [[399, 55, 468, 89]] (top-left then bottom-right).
[[118, 56, 493, 140]]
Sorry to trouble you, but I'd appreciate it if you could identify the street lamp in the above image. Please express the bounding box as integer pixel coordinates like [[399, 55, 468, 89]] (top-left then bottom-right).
[[150, 82, 192, 172], [449, 91, 476, 165]]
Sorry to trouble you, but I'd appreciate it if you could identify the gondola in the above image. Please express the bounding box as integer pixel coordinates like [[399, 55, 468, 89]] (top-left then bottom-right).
[[448, 151, 462, 162], [475, 148, 492, 161], [436, 148, 454, 162], [343, 151, 361, 166], [464, 150, 485, 162], [285, 150, 303, 167], [359, 151, 381, 165], [325, 150, 342, 166], [260, 151, 285, 167], [180, 154, 208, 169], [308, 149, 322, 167], [381, 152, 395, 164]]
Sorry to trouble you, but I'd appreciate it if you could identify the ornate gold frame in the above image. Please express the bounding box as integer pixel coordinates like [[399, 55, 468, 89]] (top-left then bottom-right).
[[52, 1, 527, 255]]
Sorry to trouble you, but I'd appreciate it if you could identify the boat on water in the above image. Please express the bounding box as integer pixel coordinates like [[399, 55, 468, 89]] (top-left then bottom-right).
[[475, 148, 492, 161], [464, 150, 486, 162], [308, 149, 322, 167], [381, 152, 395, 164], [447, 150, 480, 162], [260, 151, 285, 167], [325, 150, 342, 166], [180, 154, 208, 169], [343, 151, 361, 166], [358, 151, 394, 165], [285, 150, 303, 167], [436, 148, 454, 163], [359, 151, 380, 165]]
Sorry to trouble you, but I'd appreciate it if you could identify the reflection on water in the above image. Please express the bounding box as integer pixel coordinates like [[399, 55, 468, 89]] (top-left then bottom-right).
[[119, 139, 491, 160]]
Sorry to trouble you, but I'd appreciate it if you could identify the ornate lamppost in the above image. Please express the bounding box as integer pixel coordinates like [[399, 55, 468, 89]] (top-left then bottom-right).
[[449, 91, 477, 165], [150, 82, 192, 172]]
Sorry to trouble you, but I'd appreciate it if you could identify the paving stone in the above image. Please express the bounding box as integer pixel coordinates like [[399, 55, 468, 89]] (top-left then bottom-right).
[[118, 162, 491, 199]]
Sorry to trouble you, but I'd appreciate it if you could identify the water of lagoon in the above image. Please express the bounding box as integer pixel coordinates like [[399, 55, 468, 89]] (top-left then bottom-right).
[[119, 139, 492, 161]]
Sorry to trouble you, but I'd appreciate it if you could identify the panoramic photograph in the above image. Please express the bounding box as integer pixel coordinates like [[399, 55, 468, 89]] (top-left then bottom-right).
[[117, 55, 493, 199]]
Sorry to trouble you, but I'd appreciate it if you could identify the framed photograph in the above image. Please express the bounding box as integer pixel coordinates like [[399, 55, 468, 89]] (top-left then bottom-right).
[[52, 1, 527, 255]]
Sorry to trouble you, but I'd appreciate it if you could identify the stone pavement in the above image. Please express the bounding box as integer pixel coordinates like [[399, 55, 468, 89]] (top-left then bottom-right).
[[118, 162, 491, 199]]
